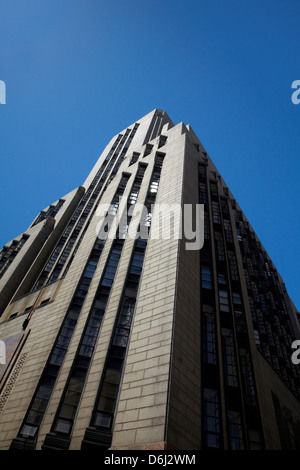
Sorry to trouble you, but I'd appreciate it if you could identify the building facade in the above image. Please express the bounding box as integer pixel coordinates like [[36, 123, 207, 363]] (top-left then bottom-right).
[[0, 109, 299, 450]]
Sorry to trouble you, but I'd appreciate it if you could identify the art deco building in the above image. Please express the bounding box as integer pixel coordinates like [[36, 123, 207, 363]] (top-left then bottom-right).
[[0, 109, 299, 450]]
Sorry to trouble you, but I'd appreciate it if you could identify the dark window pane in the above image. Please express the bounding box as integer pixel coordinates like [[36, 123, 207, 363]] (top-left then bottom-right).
[[54, 418, 72, 434], [94, 412, 112, 428]]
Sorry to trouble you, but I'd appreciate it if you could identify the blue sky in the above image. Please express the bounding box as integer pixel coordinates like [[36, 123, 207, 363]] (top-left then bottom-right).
[[0, 0, 299, 309]]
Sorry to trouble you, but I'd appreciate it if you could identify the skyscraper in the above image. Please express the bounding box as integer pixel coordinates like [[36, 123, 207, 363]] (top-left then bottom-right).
[[0, 109, 299, 450]]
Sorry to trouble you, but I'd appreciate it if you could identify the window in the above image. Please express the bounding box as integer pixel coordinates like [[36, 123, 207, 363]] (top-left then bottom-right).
[[199, 165, 206, 182], [129, 152, 140, 166], [244, 270, 251, 290], [212, 202, 221, 224], [253, 329, 260, 345], [259, 293, 267, 313], [210, 182, 218, 199], [221, 198, 229, 217], [265, 262, 272, 277], [239, 349, 256, 406], [234, 210, 242, 223], [251, 281, 259, 302], [24, 306, 33, 313], [249, 430, 264, 450], [143, 144, 153, 157], [20, 424, 38, 438], [149, 180, 159, 194], [199, 183, 207, 204], [224, 220, 233, 243], [113, 328, 130, 347], [204, 214, 210, 240], [94, 412, 112, 428], [203, 388, 220, 448], [218, 273, 226, 285], [227, 410, 244, 450], [228, 251, 239, 281], [236, 228, 242, 241], [54, 418, 72, 434], [233, 292, 242, 305], [202, 311, 217, 364], [234, 310, 246, 333], [158, 135, 167, 148], [265, 322, 275, 347], [101, 251, 121, 287], [118, 299, 134, 329], [242, 238, 249, 256], [215, 232, 225, 261], [130, 252, 144, 275], [222, 328, 238, 387], [201, 266, 212, 290], [127, 164, 146, 207], [219, 289, 229, 312]]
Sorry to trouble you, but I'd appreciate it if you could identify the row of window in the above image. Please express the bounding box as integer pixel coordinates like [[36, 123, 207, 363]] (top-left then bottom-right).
[[81, 154, 165, 449], [129, 151, 140, 166], [49, 164, 148, 436], [32, 200, 65, 227], [0, 235, 29, 281], [49, 130, 134, 283], [32, 135, 123, 289], [16, 151, 162, 449], [199, 163, 263, 449], [91, 239, 147, 433], [203, 388, 245, 449], [235, 214, 300, 399], [53, 240, 124, 436], [104, 124, 139, 184], [33, 127, 139, 291], [141, 135, 167, 160], [16, 174, 131, 441]]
